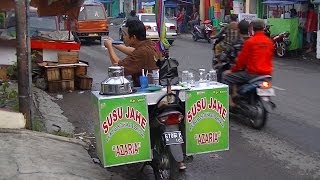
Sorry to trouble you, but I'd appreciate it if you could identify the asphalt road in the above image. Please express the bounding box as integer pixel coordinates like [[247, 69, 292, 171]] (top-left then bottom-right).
[[56, 25, 320, 180]]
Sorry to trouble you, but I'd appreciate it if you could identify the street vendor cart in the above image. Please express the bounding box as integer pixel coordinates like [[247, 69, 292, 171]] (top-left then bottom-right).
[[92, 78, 230, 170]]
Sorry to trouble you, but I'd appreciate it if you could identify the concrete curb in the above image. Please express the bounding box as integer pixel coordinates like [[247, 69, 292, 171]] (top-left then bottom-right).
[[0, 128, 87, 148]]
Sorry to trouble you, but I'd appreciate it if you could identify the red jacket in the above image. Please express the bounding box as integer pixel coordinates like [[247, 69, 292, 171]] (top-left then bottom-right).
[[231, 31, 274, 75], [305, 10, 317, 32]]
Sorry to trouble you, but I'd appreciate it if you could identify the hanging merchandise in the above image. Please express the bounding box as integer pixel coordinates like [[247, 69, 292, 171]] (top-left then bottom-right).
[[233, 0, 244, 14]]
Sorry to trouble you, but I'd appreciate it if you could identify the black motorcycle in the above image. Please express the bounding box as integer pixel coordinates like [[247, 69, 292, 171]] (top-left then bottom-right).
[[192, 20, 214, 43], [148, 92, 185, 180], [214, 42, 276, 129]]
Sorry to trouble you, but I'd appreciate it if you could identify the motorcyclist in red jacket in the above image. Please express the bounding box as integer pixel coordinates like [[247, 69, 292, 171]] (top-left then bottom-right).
[[223, 18, 274, 108]]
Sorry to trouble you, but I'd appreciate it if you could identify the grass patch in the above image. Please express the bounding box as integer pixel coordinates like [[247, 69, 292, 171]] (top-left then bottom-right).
[[32, 116, 45, 132], [51, 131, 73, 138]]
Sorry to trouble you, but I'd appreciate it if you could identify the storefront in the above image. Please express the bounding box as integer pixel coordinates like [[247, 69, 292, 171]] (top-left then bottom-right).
[[98, 0, 114, 17], [262, 0, 311, 51], [165, 0, 178, 17]]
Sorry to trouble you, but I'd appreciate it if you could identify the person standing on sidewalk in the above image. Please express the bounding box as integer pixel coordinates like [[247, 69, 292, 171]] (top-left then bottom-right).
[[305, 5, 317, 53], [176, 8, 184, 34]]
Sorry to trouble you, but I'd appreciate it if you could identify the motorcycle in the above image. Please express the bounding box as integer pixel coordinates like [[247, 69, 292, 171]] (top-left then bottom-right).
[[273, 32, 290, 57], [264, 25, 291, 57], [148, 91, 186, 180], [214, 42, 276, 130], [192, 20, 214, 43]]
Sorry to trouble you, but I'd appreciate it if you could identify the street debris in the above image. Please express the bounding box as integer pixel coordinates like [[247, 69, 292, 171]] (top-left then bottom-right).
[[56, 94, 63, 99], [92, 157, 100, 164]]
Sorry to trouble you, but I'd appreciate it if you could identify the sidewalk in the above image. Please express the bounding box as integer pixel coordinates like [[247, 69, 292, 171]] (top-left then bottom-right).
[[0, 129, 124, 180]]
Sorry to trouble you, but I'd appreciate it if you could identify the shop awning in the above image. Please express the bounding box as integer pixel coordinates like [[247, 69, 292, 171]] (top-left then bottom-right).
[[178, 0, 193, 4], [0, 0, 84, 19], [142, 2, 156, 6], [96, 0, 113, 3], [263, 0, 308, 4], [263, 1, 295, 4]]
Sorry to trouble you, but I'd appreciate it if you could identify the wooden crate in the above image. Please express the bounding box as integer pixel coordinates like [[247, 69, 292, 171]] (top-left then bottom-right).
[[47, 81, 61, 93], [0, 66, 8, 80], [46, 67, 60, 81], [75, 66, 87, 76], [75, 75, 92, 90], [58, 51, 79, 64], [61, 80, 75, 91], [61, 67, 75, 80]]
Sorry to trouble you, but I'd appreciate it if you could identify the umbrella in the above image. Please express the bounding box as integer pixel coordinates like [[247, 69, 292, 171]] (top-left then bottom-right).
[[155, 0, 170, 54]]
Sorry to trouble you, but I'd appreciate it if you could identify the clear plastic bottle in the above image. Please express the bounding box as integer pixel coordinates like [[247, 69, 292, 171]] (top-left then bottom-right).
[[188, 72, 195, 87], [208, 69, 217, 82], [152, 69, 159, 86], [199, 69, 206, 82]]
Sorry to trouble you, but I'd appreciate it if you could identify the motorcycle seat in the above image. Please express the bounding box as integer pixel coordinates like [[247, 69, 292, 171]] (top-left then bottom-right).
[[248, 75, 272, 84], [195, 25, 205, 30], [238, 75, 272, 95]]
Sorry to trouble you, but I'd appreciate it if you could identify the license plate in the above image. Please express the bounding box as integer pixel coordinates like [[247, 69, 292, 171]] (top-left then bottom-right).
[[163, 131, 184, 145], [89, 33, 98, 37], [257, 88, 275, 96]]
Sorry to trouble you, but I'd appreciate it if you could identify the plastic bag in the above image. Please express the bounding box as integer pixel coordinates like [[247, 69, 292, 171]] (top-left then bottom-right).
[[156, 58, 179, 86]]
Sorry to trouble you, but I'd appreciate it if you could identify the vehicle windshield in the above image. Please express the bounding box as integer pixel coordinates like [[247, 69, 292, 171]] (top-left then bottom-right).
[[140, 15, 169, 23], [79, 5, 106, 20], [29, 16, 57, 31]]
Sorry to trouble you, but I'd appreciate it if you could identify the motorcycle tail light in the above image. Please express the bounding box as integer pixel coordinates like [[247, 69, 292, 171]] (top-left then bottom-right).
[[159, 113, 183, 125], [158, 116, 168, 123], [169, 26, 176, 30], [261, 81, 271, 89]]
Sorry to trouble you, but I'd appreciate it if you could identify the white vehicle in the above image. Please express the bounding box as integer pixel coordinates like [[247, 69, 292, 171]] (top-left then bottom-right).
[[119, 13, 177, 45]]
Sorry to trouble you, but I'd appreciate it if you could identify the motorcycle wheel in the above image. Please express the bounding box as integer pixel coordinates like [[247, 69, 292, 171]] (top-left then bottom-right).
[[276, 42, 286, 57], [152, 141, 179, 180], [249, 100, 268, 130], [192, 34, 198, 42]]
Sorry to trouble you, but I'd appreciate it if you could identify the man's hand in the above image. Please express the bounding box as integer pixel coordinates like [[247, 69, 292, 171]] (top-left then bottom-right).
[[104, 37, 113, 49], [223, 70, 232, 75]]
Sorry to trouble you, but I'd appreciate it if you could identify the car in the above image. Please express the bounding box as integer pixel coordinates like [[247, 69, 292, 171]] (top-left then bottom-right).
[[5, 9, 59, 31], [119, 13, 177, 45], [70, 1, 109, 42]]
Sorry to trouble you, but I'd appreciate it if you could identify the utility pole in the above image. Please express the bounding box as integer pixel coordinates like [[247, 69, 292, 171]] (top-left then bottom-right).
[[15, 0, 32, 129]]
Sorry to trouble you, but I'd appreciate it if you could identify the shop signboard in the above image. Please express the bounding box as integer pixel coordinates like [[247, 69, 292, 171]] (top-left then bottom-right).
[[93, 94, 151, 167], [185, 87, 229, 155], [238, 13, 257, 22]]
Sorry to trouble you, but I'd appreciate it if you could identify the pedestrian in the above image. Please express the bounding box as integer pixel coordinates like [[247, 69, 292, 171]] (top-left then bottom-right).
[[176, 8, 184, 34], [305, 5, 317, 53]]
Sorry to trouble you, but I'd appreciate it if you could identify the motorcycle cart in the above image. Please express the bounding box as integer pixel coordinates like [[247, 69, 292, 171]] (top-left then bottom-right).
[[92, 58, 230, 179]]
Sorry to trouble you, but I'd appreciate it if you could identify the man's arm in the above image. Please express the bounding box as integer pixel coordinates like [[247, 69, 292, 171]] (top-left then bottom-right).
[[113, 44, 135, 55], [104, 40, 121, 65], [231, 41, 250, 72]]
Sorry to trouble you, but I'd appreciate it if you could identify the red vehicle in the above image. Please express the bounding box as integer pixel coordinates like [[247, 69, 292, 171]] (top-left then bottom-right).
[[265, 25, 290, 57], [71, 1, 109, 42]]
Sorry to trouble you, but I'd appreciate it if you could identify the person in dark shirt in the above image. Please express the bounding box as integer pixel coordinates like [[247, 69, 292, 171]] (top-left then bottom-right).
[[126, 10, 139, 22], [104, 20, 160, 87]]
